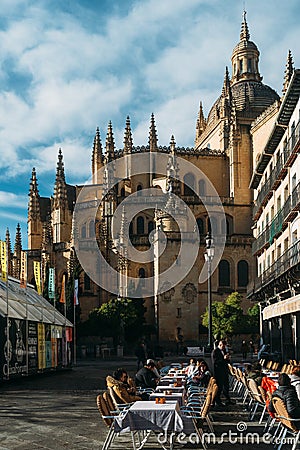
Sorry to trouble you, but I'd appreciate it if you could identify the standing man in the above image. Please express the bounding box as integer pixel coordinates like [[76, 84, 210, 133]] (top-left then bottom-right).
[[211, 340, 234, 406]]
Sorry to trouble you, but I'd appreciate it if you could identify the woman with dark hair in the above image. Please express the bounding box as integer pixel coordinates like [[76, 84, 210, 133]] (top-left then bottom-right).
[[269, 373, 300, 425], [106, 368, 142, 403], [192, 360, 211, 388]]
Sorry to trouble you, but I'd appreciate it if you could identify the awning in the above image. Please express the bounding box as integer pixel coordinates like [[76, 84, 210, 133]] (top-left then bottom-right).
[[0, 278, 73, 327], [262, 294, 300, 320]]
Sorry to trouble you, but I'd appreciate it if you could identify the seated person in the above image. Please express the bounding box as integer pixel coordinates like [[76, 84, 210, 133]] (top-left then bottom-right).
[[247, 361, 263, 386], [269, 373, 300, 427], [192, 360, 211, 388], [106, 368, 142, 403], [290, 366, 300, 400], [146, 358, 160, 378], [135, 361, 159, 389], [185, 358, 197, 377]]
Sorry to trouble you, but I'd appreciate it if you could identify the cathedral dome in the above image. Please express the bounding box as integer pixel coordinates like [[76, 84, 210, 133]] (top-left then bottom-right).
[[206, 12, 280, 125], [206, 80, 279, 125]]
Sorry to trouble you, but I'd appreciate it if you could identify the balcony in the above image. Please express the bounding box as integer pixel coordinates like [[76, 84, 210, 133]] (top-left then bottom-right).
[[253, 118, 300, 220], [250, 239, 300, 294], [252, 179, 300, 255]]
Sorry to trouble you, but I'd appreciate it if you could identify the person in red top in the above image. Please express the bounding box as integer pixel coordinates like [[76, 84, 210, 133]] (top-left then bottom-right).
[[261, 376, 277, 394]]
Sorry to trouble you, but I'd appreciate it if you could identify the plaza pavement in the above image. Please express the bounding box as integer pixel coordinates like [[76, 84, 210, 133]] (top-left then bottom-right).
[[0, 356, 283, 450]]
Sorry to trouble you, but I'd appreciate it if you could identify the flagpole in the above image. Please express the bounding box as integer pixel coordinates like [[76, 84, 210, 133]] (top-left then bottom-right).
[[73, 279, 78, 366], [73, 298, 76, 366], [5, 240, 9, 380], [24, 251, 29, 376]]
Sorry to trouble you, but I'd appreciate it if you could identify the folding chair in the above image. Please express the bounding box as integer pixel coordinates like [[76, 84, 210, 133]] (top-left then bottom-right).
[[272, 397, 300, 450]]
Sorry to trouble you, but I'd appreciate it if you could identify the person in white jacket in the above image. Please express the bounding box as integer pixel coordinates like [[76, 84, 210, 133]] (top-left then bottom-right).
[[185, 358, 197, 377], [290, 366, 300, 400]]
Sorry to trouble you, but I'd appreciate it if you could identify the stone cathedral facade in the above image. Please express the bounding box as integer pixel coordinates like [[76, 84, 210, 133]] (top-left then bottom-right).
[[8, 13, 290, 347]]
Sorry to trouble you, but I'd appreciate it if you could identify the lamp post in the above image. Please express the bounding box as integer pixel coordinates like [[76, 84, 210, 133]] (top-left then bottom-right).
[[205, 232, 215, 350]]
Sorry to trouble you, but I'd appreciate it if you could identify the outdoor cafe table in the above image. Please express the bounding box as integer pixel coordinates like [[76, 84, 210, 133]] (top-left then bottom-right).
[[156, 385, 185, 393], [114, 400, 184, 433], [159, 375, 186, 384], [149, 392, 185, 406], [114, 400, 196, 450]]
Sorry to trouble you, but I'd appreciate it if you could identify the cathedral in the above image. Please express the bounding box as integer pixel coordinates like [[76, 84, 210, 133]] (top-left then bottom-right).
[[7, 13, 289, 348]]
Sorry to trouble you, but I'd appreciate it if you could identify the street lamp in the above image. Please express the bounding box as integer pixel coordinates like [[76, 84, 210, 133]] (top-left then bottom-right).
[[205, 232, 215, 350]]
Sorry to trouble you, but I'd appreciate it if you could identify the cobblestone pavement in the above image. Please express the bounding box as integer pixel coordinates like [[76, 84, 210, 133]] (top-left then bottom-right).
[[0, 357, 290, 450]]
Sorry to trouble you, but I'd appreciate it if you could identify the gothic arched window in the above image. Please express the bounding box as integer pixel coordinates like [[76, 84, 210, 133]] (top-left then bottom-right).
[[138, 267, 146, 278], [84, 273, 91, 290], [89, 220, 95, 237], [219, 260, 230, 287], [196, 218, 204, 235], [138, 267, 146, 286], [199, 179, 206, 196], [238, 260, 249, 287], [81, 224, 86, 238], [137, 216, 144, 235], [208, 216, 218, 235], [183, 173, 195, 196]]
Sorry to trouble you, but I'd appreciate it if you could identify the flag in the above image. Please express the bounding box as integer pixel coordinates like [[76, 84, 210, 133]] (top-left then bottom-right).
[[74, 279, 79, 305], [33, 261, 42, 295], [59, 274, 66, 303], [20, 251, 27, 288], [0, 240, 8, 282], [48, 268, 55, 299]]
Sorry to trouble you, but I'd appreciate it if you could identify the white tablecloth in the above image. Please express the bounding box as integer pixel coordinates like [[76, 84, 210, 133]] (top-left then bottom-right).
[[156, 386, 185, 393], [149, 392, 185, 406], [114, 400, 185, 433]]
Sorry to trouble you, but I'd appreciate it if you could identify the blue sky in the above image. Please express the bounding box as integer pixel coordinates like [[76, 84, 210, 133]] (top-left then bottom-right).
[[0, 0, 300, 246]]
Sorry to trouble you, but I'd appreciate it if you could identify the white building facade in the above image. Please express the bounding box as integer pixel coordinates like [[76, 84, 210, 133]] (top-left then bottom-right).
[[249, 69, 300, 360]]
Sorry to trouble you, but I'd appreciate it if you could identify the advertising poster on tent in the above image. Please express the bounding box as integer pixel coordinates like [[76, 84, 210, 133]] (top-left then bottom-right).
[[45, 324, 52, 368], [0, 317, 6, 381], [28, 321, 38, 372], [7, 318, 27, 378]]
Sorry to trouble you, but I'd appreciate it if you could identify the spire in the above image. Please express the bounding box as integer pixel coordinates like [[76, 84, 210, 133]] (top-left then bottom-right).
[[14, 223, 22, 258], [222, 67, 231, 98], [12, 223, 22, 279], [42, 214, 52, 252], [28, 167, 41, 220], [166, 135, 180, 196], [240, 10, 250, 41], [104, 121, 115, 164], [231, 11, 261, 85], [170, 135, 176, 154], [6, 228, 13, 276], [53, 148, 68, 210], [92, 127, 103, 183], [282, 50, 294, 95], [123, 116, 133, 154], [149, 113, 158, 152], [195, 102, 207, 141]]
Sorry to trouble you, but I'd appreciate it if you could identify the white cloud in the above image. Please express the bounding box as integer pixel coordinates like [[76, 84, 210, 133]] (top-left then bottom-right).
[[0, 0, 300, 236], [0, 191, 28, 208]]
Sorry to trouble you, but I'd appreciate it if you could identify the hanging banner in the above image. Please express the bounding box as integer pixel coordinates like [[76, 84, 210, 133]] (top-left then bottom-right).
[[0, 240, 7, 282], [59, 274, 66, 303], [37, 323, 45, 370], [33, 261, 42, 295], [48, 268, 55, 299], [20, 251, 27, 288], [74, 279, 79, 305]]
